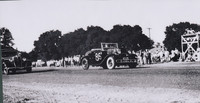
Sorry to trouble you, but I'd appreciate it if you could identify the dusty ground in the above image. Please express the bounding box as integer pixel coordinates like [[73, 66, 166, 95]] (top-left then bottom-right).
[[3, 62, 200, 103]]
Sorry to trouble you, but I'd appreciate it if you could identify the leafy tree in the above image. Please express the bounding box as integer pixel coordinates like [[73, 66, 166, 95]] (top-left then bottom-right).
[[0, 27, 14, 49], [61, 26, 109, 56], [84, 26, 109, 51], [163, 22, 200, 52], [33, 30, 62, 61], [60, 28, 87, 56], [29, 49, 38, 61], [109, 25, 154, 51]]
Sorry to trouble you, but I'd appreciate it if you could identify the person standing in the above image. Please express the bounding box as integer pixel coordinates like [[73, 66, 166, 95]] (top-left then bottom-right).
[[147, 50, 152, 64], [143, 51, 147, 64], [164, 50, 170, 62], [140, 50, 144, 65]]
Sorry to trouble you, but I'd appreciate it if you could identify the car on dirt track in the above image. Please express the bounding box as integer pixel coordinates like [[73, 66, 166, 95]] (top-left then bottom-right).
[[1, 47, 32, 75], [81, 43, 138, 70]]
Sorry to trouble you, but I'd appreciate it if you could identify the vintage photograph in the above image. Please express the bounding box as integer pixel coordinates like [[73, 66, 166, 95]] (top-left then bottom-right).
[[1, 0, 200, 103]]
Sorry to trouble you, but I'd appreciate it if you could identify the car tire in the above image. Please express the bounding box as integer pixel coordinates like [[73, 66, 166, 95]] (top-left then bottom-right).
[[106, 56, 115, 70], [81, 58, 89, 70]]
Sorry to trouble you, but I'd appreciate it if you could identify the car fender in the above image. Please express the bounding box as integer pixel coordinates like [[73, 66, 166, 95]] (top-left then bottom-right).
[[99, 54, 115, 65], [80, 56, 90, 65]]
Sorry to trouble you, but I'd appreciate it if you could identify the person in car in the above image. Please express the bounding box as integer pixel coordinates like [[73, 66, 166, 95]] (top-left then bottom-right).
[[120, 45, 128, 54]]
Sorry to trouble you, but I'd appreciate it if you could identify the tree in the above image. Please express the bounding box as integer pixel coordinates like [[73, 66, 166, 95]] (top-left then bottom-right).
[[60, 28, 87, 56], [163, 22, 200, 52], [60, 26, 109, 56], [29, 49, 38, 61], [109, 25, 154, 51], [84, 26, 109, 51], [33, 30, 62, 61], [0, 27, 14, 49]]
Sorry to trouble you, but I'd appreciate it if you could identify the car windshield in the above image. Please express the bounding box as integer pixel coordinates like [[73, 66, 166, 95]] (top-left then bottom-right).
[[101, 43, 118, 51]]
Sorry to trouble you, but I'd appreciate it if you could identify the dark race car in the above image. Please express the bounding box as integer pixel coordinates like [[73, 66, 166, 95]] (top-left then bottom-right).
[[81, 43, 138, 70], [1, 47, 32, 75]]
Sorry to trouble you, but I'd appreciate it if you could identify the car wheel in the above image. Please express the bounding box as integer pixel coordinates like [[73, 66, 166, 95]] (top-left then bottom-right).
[[81, 58, 89, 70], [106, 56, 115, 70], [26, 67, 32, 73]]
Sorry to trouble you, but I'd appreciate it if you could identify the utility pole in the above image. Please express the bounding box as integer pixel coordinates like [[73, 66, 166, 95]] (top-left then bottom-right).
[[147, 28, 151, 39]]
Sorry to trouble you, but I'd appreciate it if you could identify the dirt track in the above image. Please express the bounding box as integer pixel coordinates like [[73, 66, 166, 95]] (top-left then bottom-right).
[[3, 62, 200, 103]]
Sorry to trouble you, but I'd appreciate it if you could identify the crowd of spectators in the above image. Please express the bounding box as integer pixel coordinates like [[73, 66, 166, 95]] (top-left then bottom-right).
[[64, 55, 81, 66], [32, 46, 200, 67], [134, 47, 183, 66], [135, 46, 200, 66], [32, 55, 81, 67]]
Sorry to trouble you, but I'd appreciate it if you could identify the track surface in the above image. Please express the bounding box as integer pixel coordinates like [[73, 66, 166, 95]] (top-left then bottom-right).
[[3, 62, 200, 103]]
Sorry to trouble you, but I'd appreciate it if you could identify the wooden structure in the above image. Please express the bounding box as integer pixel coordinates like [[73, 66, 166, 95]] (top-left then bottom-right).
[[181, 30, 200, 61]]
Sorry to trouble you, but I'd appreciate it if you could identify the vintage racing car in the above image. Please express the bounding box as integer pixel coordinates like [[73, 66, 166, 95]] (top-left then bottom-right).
[[1, 47, 32, 75], [81, 43, 138, 70]]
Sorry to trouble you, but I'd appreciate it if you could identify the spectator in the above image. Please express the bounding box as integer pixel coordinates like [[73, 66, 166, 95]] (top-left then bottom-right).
[[143, 51, 147, 64], [140, 50, 144, 65], [164, 50, 170, 62], [147, 50, 152, 64], [158, 50, 164, 62], [171, 50, 179, 62]]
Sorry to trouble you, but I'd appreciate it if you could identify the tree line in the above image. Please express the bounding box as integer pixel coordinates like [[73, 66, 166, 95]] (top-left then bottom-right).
[[29, 25, 154, 61], [2, 22, 200, 62]]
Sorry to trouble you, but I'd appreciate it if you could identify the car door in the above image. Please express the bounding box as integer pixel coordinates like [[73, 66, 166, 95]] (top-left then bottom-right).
[[89, 50, 104, 65]]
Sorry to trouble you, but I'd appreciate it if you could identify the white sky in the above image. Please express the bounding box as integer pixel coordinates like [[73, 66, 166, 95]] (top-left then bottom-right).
[[1, 0, 200, 52]]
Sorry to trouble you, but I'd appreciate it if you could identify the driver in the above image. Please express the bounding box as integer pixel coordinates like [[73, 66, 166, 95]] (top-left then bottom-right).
[[121, 45, 128, 54]]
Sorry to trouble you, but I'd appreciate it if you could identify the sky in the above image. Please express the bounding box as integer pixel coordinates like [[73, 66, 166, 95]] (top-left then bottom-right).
[[1, 0, 200, 52]]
